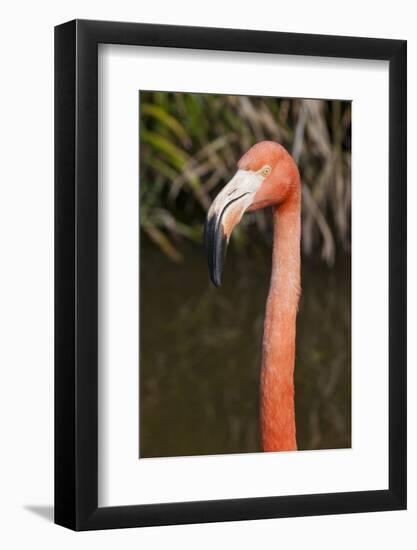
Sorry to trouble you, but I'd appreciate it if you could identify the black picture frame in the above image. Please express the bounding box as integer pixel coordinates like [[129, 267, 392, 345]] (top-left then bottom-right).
[[55, 19, 407, 531]]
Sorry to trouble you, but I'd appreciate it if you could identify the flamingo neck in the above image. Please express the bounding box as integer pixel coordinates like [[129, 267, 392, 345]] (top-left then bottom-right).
[[260, 196, 301, 452]]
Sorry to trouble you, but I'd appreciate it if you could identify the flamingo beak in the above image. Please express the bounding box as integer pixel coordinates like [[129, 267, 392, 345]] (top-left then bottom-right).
[[204, 169, 263, 286]]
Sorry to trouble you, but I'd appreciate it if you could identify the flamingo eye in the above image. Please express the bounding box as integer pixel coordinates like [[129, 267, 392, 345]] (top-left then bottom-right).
[[261, 165, 271, 177]]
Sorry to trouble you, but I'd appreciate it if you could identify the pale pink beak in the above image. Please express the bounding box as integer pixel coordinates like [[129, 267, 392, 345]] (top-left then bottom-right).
[[204, 169, 264, 286]]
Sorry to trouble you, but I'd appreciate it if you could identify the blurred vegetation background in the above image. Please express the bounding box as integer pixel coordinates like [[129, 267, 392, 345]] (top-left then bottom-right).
[[139, 92, 351, 458], [140, 92, 351, 265]]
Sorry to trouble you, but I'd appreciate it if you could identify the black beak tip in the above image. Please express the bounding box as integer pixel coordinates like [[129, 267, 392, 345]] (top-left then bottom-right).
[[212, 272, 222, 287], [204, 213, 227, 288]]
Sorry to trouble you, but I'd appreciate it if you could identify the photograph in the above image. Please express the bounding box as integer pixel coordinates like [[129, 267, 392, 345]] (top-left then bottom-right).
[[139, 91, 351, 458], [0, 2, 410, 544]]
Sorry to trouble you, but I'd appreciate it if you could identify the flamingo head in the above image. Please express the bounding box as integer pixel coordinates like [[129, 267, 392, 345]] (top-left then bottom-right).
[[204, 141, 300, 286]]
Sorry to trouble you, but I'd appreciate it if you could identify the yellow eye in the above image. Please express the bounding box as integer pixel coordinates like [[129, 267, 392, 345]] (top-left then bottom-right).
[[261, 165, 271, 177]]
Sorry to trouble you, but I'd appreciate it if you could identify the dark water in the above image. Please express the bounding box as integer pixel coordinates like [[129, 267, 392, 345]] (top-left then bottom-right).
[[140, 242, 351, 457]]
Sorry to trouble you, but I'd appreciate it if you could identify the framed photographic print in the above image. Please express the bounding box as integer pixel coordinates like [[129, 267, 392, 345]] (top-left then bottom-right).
[[55, 19, 407, 530]]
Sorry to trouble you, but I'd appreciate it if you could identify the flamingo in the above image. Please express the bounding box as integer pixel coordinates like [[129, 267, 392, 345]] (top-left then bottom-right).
[[204, 141, 301, 452]]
